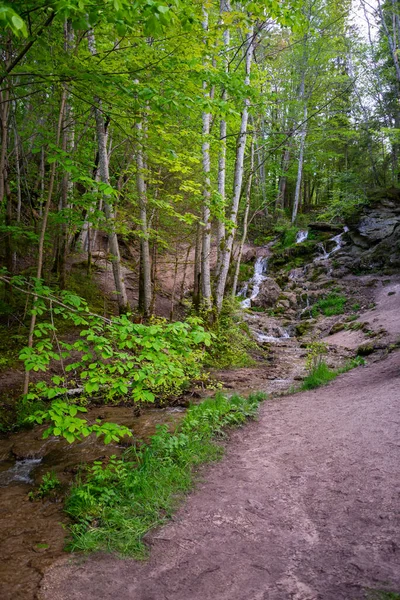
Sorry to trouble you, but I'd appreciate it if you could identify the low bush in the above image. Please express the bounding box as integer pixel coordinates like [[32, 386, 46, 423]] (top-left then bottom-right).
[[66, 391, 267, 556], [28, 471, 61, 500], [204, 298, 258, 369], [311, 293, 347, 317]]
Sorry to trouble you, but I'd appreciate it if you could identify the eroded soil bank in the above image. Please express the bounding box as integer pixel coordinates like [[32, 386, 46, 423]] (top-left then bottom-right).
[[40, 350, 400, 600]]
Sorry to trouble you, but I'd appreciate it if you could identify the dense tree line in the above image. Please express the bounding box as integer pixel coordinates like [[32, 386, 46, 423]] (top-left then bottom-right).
[[0, 0, 399, 318]]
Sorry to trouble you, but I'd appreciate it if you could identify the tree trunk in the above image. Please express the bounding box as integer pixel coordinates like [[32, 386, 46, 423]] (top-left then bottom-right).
[[291, 101, 307, 224], [232, 136, 254, 297], [88, 29, 129, 314], [136, 119, 152, 317], [216, 0, 231, 278], [275, 144, 291, 211], [201, 7, 213, 308], [23, 94, 66, 395], [215, 26, 254, 313]]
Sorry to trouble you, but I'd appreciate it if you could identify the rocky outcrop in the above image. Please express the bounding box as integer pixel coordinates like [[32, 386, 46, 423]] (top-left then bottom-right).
[[334, 188, 400, 273], [251, 277, 282, 308]]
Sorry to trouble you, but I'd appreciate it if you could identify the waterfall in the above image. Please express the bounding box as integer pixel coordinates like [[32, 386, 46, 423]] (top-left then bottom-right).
[[315, 227, 348, 261], [240, 256, 268, 308], [296, 230, 309, 244]]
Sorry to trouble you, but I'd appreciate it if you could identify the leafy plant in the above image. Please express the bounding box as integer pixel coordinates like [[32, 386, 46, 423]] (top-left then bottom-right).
[[311, 293, 347, 317], [28, 471, 61, 500], [204, 298, 258, 369], [27, 400, 133, 444], [11, 277, 211, 406], [301, 361, 337, 390], [66, 391, 267, 556]]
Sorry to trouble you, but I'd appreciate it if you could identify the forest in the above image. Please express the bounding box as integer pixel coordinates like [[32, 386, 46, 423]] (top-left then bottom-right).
[[1, 1, 400, 599]]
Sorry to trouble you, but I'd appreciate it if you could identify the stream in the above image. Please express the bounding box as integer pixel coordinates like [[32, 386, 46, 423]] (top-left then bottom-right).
[[0, 405, 186, 600]]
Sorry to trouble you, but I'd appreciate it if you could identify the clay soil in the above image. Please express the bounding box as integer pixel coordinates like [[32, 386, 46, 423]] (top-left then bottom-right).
[[40, 350, 400, 600]]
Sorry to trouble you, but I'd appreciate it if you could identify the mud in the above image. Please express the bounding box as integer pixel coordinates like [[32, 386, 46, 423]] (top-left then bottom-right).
[[0, 406, 185, 600], [39, 351, 400, 600]]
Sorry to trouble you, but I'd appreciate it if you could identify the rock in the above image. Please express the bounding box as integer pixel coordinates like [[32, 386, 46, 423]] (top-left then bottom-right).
[[308, 222, 343, 233], [252, 277, 282, 308], [330, 322, 345, 334], [357, 213, 400, 243], [357, 342, 375, 356], [282, 292, 298, 307], [295, 321, 313, 337]]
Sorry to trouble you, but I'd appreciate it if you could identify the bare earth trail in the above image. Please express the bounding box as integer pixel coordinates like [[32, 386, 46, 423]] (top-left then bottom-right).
[[41, 351, 400, 600]]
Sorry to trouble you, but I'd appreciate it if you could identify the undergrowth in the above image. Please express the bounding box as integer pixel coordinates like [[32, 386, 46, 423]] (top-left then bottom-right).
[[311, 293, 347, 317], [204, 298, 258, 369], [66, 391, 267, 556], [301, 357, 365, 391]]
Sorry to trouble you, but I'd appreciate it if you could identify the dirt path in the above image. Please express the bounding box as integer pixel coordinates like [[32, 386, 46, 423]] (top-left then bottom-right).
[[40, 351, 400, 600]]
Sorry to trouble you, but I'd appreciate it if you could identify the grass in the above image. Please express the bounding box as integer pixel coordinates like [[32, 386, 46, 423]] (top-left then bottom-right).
[[66, 391, 267, 556], [301, 357, 365, 391], [367, 592, 400, 600], [311, 293, 347, 317]]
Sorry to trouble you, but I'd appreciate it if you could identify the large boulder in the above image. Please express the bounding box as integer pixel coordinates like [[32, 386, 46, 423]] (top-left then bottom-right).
[[357, 213, 400, 243], [252, 277, 282, 308]]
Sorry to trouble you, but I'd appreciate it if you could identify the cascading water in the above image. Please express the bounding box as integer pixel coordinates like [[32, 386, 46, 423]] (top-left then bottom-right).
[[0, 458, 42, 486], [296, 230, 309, 244], [315, 226, 348, 261], [240, 256, 268, 308]]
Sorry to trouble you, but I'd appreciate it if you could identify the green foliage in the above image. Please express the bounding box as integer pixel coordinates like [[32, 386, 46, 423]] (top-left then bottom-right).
[[311, 293, 347, 317], [28, 471, 60, 500], [27, 400, 133, 444], [0, 3, 28, 37], [205, 299, 257, 369], [12, 277, 211, 406], [301, 356, 365, 391], [367, 591, 400, 600], [66, 391, 267, 556], [301, 361, 337, 390], [305, 340, 328, 371], [280, 226, 300, 249]]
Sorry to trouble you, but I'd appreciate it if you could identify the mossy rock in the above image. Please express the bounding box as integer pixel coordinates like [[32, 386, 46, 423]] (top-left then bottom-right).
[[357, 342, 375, 356], [295, 320, 313, 337], [330, 322, 345, 334]]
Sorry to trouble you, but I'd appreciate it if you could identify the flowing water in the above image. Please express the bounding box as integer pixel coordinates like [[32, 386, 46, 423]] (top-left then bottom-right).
[[0, 404, 187, 600], [295, 230, 309, 244], [240, 256, 269, 308], [314, 227, 348, 262]]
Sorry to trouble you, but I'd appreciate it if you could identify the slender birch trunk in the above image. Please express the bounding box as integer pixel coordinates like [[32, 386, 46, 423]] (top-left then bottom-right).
[[201, 7, 212, 308], [216, 0, 231, 277], [136, 118, 152, 317], [88, 29, 128, 314], [275, 142, 291, 211], [215, 25, 254, 313], [57, 20, 75, 288], [232, 135, 254, 297], [291, 100, 307, 223]]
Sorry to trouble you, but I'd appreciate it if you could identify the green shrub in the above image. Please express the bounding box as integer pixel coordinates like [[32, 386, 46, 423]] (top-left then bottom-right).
[[28, 471, 61, 500], [311, 293, 347, 317], [301, 361, 337, 390], [14, 278, 212, 406], [66, 391, 267, 556], [204, 299, 257, 369]]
